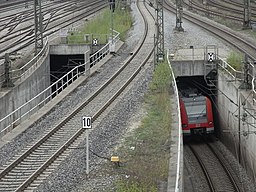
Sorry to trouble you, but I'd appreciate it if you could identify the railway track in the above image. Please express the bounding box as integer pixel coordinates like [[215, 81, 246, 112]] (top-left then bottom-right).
[[0, 0, 33, 11], [0, 0, 155, 191], [186, 141, 242, 191], [0, 0, 107, 59], [183, 0, 256, 24], [0, 1, 72, 33], [166, 1, 256, 190], [165, 0, 256, 61]]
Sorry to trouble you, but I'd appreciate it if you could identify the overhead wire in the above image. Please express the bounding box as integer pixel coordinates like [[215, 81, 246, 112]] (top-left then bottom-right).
[[208, 79, 256, 126], [188, 80, 256, 134], [190, 78, 256, 173], [189, 79, 244, 167], [191, 79, 256, 125]]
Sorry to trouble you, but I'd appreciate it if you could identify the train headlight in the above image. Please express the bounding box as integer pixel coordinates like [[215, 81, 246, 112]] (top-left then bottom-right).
[[209, 121, 213, 125]]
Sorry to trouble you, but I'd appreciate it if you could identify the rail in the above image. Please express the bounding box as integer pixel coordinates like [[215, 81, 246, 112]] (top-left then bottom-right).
[[0, 30, 120, 136], [166, 53, 253, 191], [247, 62, 256, 104], [167, 51, 183, 192], [11, 38, 49, 81], [217, 57, 243, 81], [0, 37, 49, 86], [67, 33, 110, 45], [217, 57, 256, 104]]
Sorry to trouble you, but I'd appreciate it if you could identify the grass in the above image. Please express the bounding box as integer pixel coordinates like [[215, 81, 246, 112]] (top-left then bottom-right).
[[213, 16, 242, 30], [115, 61, 173, 191], [226, 51, 243, 71], [67, 5, 133, 44], [68, 2, 173, 190]]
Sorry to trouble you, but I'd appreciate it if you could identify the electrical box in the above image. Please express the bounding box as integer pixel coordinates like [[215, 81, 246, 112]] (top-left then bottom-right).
[[111, 156, 120, 162]]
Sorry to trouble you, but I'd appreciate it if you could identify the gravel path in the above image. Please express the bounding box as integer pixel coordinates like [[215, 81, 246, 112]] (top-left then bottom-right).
[[0, 1, 255, 191]]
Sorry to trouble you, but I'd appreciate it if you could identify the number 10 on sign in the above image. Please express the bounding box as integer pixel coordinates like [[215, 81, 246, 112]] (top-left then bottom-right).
[[82, 116, 92, 129]]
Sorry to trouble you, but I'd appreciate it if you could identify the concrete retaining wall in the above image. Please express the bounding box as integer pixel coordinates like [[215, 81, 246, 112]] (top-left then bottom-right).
[[171, 60, 205, 76], [217, 71, 239, 153], [50, 44, 90, 55], [239, 92, 256, 181], [217, 70, 256, 182], [0, 54, 51, 128]]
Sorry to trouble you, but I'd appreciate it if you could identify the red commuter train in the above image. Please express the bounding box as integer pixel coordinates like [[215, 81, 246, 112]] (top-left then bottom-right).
[[179, 93, 214, 135]]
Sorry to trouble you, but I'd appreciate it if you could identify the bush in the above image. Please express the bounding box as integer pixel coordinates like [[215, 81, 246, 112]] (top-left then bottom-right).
[[226, 51, 243, 71], [115, 62, 172, 191], [68, 6, 133, 43]]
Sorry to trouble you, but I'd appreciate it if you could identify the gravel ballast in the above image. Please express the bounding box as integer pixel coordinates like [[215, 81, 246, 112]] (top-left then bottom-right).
[[0, 1, 255, 191]]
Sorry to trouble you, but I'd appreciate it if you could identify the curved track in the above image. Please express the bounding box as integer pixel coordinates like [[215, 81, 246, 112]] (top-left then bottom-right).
[[0, 1, 155, 191], [0, 0, 107, 59], [165, 0, 256, 61], [186, 141, 242, 192], [183, 0, 256, 23]]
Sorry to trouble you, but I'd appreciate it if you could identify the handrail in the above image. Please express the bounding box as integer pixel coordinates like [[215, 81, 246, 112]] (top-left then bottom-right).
[[217, 57, 243, 81], [12, 38, 49, 73], [217, 57, 256, 104], [167, 50, 183, 192], [252, 77, 256, 104], [0, 31, 120, 135], [0, 38, 49, 86], [11, 37, 49, 81]]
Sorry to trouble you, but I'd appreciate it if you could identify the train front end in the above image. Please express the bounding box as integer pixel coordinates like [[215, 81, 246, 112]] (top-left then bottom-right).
[[180, 95, 214, 136]]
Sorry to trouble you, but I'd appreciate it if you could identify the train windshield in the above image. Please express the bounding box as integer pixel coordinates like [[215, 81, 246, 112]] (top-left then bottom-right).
[[183, 96, 207, 123]]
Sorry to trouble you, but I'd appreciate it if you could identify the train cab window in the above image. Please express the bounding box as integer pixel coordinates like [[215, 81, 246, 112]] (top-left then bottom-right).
[[183, 96, 207, 123]]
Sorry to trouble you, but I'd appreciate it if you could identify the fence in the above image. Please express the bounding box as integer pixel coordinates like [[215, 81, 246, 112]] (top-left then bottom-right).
[[217, 57, 256, 104], [67, 33, 110, 45], [0, 30, 120, 136], [0, 38, 49, 88], [167, 51, 183, 192], [217, 57, 244, 81]]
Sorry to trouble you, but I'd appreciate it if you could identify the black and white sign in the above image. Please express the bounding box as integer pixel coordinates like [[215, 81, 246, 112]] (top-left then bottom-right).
[[82, 116, 92, 129], [92, 38, 98, 46], [208, 52, 214, 62]]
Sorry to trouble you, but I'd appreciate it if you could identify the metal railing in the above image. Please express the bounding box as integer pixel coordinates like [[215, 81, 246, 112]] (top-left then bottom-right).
[[217, 57, 244, 81], [249, 63, 256, 104], [67, 33, 110, 45], [217, 57, 256, 104], [166, 53, 256, 191], [11, 39, 49, 82], [0, 30, 120, 135], [0, 38, 49, 87], [167, 51, 183, 192], [0, 63, 4, 86]]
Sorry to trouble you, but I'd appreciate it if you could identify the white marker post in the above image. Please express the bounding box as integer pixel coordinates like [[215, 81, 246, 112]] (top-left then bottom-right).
[[82, 116, 92, 175]]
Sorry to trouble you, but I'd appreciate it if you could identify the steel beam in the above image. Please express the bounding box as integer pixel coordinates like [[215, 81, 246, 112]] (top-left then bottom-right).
[[175, 0, 184, 31], [243, 0, 251, 29], [34, 0, 44, 54], [156, 0, 164, 62]]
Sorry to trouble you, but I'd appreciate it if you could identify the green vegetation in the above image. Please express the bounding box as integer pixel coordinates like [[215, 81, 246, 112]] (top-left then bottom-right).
[[239, 29, 256, 41], [67, 5, 133, 44], [69, 2, 173, 190], [115, 61, 172, 191], [213, 16, 242, 30], [226, 51, 243, 71]]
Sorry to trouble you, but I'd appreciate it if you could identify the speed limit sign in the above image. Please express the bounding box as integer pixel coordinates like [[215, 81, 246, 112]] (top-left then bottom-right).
[[82, 116, 92, 129]]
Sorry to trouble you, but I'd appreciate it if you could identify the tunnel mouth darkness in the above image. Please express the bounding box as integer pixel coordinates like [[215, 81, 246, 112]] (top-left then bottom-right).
[[50, 54, 85, 96]]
